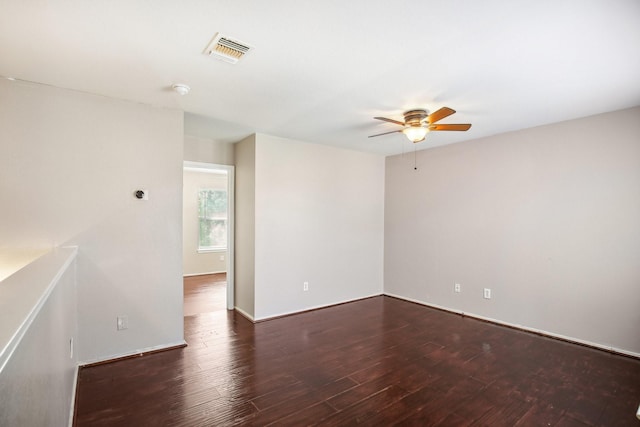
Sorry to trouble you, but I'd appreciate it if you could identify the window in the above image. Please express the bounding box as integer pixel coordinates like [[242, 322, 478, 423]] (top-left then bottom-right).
[[198, 189, 227, 251]]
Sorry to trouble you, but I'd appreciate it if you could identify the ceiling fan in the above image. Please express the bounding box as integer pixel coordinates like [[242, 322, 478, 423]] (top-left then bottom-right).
[[369, 107, 471, 143]]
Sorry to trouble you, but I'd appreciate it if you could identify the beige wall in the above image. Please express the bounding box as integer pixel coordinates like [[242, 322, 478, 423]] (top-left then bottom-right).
[[0, 78, 184, 363], [182, 170, 227, 275], [234, 134, 386, 320], [253, 134, 385, 320], [184, 134, 235, 165], [384, 107, 640, 355], [234, 135, 256, 319]]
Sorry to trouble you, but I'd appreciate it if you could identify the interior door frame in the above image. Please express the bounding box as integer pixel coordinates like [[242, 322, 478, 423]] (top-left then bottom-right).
[[183, 160, 235, 310]]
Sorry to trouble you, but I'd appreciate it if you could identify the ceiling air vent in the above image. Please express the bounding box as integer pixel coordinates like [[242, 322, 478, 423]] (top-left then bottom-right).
[[203, 33, 252, 64]]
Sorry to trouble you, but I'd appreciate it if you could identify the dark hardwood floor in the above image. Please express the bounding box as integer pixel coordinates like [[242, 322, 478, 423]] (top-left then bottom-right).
[[183, 273, 228, 316], [74, 274, 640, 426]]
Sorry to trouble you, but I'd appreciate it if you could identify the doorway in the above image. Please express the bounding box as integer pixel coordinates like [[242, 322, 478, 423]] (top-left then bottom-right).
[[182, 161, 235, 310]]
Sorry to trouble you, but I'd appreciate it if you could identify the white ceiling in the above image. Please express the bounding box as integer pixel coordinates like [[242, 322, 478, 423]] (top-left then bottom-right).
[[1, 0, 639, 155]]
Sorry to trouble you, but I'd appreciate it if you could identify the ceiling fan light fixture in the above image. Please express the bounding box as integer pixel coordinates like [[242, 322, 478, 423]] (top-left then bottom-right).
[[403, 126, 428, 143]]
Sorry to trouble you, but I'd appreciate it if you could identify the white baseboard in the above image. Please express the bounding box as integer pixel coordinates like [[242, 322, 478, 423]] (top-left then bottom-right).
[[234, 306, 255, 322], [183, 271, 226, 277], [384, 292, 640, 359], [79, 340, 188, 367], [253, 293, 383, 323]]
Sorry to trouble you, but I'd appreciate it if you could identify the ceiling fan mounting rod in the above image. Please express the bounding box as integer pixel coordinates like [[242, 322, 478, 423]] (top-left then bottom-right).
[[403, 109, 429, 126]]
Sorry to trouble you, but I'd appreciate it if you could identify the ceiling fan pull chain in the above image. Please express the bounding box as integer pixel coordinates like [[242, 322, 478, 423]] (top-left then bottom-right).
[[414, 145, 418, 171]]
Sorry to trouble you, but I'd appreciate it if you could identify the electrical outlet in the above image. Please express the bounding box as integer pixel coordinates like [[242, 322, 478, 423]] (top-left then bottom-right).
[[454, 283, 461, 293], [483, 288, 491, 299], [117, 315, 129, 330], [303, 281, 309, 291], [219, 254, 225, 261]]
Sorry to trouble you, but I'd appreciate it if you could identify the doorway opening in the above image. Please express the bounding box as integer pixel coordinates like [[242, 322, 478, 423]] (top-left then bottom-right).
[[182, 161, 235, 311]]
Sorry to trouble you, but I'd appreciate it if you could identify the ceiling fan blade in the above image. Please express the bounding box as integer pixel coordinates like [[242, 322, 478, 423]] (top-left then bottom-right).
[[429, 123, 472, 131], [427, 107, 456, 124], [368, 129, 403, 138], [374, 116, 405, 126]]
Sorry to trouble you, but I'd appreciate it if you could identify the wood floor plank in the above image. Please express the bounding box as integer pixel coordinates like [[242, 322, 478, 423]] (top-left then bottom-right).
[[319, 384, 409, 426], [74, 274, 640, 426]]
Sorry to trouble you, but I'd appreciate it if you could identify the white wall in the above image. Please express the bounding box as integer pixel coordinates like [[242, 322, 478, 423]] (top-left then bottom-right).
[[0, 248, 77, 427], [384, 107, 640, 355], [0, 247, 49, 282], [253, 134, 385, 320], [184, 134, 235, 166], [234, 135, 256, 319], [182, 170, 227, 275], [0, 78, 185, 363]]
